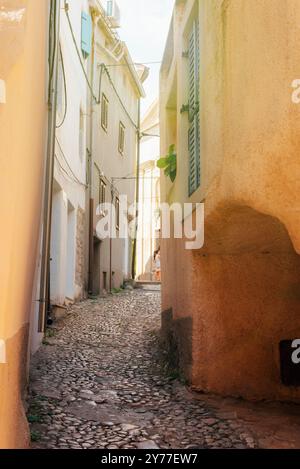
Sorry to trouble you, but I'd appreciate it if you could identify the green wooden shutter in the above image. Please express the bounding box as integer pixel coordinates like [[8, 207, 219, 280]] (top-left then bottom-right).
[[188, 19, 200, 196], [81, 12, 92, 56], [107, 1, 113, 16]]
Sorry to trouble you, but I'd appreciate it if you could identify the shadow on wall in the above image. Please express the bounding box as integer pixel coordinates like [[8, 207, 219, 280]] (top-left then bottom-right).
[[138, 254, 155, 282], [162, 203, 300, 401], [193, 203, 300, 401]]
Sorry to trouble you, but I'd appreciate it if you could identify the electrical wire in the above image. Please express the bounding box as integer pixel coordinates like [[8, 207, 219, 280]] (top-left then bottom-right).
[[56, 44, 68, 128], [102, 64, 139, 130], [112, 177, 160, 181], [55, 154, 80, 185], [105, 61, 162, 67], [64, 0, 98, 102], [94, 161, 115, 190], [48, 0, 58, 103], [55, 136, 88, 187], [63, 1, 139, 130]]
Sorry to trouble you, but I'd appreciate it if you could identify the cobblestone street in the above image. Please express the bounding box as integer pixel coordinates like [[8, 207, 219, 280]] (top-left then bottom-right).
[[28, 290, 300, 450]]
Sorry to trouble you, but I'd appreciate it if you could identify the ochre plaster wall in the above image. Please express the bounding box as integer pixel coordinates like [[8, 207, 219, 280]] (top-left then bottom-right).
[[0, 0, 49, 448], [160, 0, 300, 401]]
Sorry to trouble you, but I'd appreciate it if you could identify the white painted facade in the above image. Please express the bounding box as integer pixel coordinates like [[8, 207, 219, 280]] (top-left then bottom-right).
[[50, 0, 90, 305], [89, 0, 147, 293], [137, 100, 161, 281]]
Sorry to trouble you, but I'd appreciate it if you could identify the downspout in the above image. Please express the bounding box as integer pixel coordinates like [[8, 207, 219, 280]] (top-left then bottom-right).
[[150, 166, 154, 281], [38, 0, 61, 332], [131, 99, 141, 280], [88, 12, 96, 295], [110, 185, 114, 292]]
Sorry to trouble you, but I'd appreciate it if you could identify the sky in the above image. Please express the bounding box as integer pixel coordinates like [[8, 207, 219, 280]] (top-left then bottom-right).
[[107, 0, 175, 116]]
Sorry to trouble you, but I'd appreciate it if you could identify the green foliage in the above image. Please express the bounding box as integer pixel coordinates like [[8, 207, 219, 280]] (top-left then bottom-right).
[[45, 328, 55, 338], [157, 144, 177, 183], [28, 414, 43, 424], [30, 430, 41, 442]]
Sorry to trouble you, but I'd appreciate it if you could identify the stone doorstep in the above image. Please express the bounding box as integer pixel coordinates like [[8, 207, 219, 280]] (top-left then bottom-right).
[[51, 304, 69, 321]]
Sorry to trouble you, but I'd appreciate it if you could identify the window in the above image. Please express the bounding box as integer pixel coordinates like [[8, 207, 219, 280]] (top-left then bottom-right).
[[118, 121, 125, 155], [81, 12, 92, 57], [107, 0, 113, 16], [79, 108, 84, 161], [101, 94, 109, 131], [99, 178, 106, 206], [115, 197, 120, 230]]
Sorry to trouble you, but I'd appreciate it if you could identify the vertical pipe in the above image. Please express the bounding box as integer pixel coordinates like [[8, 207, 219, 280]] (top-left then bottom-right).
[[109, 186, 114, 292], [88, 13, 96, 295], [38, 0, 61, 332], [150, 166, 154, 281], [141, 168, 145, 279], [131, 99, 141, 280]]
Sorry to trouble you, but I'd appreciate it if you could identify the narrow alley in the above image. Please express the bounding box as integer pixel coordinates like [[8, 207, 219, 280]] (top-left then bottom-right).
[[28, 289, 253, 450], [27, 290, 300, 450], [2, 0, 300, 458]]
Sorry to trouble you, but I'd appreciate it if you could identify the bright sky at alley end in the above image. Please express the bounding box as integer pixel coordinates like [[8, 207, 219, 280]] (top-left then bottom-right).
[[103, 0, 175, 115]]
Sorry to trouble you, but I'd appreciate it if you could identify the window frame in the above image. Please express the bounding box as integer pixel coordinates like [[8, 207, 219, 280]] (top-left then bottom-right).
[[101, 93, 109, 132], [99, 178, 106, 204], [99, 178, 106, 218], [115, 196, 120, 231], [118, 121, 125, 155]]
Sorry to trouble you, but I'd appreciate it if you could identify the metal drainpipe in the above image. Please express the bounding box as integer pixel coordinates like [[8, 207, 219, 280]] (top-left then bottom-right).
[[131, 99, 141, 280], [38, 0, 61, 332], [88, 13, 96, 295], [110, 185, 114, 292]]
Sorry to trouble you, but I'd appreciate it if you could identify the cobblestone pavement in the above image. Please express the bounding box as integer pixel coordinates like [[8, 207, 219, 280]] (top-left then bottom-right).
[[28, 290, 257, 449]]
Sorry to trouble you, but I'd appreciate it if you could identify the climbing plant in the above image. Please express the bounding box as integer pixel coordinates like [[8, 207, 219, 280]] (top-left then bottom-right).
[[157, 145, 177, 183]]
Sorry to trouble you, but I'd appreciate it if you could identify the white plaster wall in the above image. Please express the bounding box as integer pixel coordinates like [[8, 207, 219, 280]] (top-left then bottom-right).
[[50, 186, 68, 304], [50, 0, 89, 304], [140, 124, 160, 164], [91, 21, 141, 290], [137, 117, 160, 280]]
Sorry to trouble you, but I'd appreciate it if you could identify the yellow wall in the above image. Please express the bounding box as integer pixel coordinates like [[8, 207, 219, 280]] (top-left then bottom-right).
[[160, 0, 300, 400], [162, 0, 300, 248], [0, 0, 49, 448]]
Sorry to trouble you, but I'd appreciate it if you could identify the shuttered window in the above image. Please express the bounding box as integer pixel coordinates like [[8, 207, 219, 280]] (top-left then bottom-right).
[[81, 12, 92, 57], [107, 1, 113, 16], [100, 178, 106, 205], [101, 94, 109, 131], [188, 19, 200, 196], [115, 197, 120, 230], [118, 122, 125, 155]]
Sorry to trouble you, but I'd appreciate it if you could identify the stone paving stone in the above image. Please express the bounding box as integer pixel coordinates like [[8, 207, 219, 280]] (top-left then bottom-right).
[[27, 291, 256, 449]]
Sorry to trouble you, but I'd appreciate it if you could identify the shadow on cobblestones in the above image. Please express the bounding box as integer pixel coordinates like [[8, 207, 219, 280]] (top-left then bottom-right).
[[28, 291, 256, 449]]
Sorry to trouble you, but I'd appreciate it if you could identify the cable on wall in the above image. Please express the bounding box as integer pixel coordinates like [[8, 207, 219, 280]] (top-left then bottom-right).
[[63, 1, 139, 130], [56, 43, 68, 128], [48, 0, 58, 103], [55, 136, 88, 188], [101, 64, 139, 130], [64, 0, 98, 102]]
